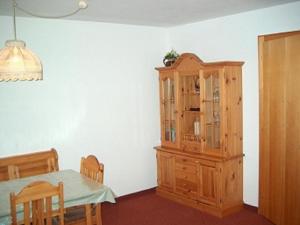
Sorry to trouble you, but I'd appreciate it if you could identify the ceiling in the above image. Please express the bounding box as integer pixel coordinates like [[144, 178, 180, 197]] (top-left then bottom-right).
[[0, 0, 298, 27]]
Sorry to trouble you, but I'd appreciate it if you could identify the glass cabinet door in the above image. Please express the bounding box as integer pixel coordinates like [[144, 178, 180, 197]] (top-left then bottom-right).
[[203, 70, 221, 151], [180, 73, 201, 153], [160, 75, 178, 147]]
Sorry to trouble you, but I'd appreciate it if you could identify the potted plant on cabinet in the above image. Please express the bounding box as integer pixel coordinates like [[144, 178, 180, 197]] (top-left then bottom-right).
[[163, 49, 180, 67]]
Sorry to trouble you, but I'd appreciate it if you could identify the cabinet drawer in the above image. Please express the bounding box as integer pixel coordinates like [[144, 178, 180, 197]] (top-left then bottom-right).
[[175, 156, 197, 173], [175, 156, 216, 167], [175, 170, 197, 183], [199, 160, 216, 168], [175, 163, 197, 173], [176, 156, 198, 165], [175, 179, 198, 199], [182, 143, 201, 153]]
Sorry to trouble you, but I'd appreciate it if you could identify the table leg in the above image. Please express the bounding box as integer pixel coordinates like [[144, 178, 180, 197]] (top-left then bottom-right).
[[95, 203, 102, 225], [85, 204, 92, 225]]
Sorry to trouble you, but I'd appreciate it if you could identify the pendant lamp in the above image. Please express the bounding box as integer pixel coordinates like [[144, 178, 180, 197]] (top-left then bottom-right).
[[0, 0, 88, 82]]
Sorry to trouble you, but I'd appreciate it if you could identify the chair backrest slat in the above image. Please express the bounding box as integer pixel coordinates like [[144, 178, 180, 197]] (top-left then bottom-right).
[[46, 197, 52, 225], [80, 155, 104, 184], [10, 181, 64, 225], [23, 202, 30, 225]]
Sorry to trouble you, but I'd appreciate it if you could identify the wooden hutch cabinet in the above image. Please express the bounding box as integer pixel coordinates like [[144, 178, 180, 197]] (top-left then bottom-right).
[[155, 53, 244, 217]]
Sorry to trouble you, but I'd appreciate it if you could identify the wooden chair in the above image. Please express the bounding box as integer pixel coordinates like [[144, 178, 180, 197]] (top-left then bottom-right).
[[0, 148, 59, 181], [10, 181, 64, 225], [65, 155, 104, 225], [80, 155, 104, 184]]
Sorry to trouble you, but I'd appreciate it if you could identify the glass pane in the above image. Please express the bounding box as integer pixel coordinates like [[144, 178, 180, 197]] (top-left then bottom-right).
[[181, 75, 201, 144], [162, 78, 176, 143], [204, 72, 220, 149]]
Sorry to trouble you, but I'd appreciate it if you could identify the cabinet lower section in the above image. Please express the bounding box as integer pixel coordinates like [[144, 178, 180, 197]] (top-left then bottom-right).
[[156, 148, 243, 217]]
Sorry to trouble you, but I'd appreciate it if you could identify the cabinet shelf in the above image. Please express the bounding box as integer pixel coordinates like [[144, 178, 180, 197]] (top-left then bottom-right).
[[162, 99, 175, 104], [203, 99, 220, 103], [183, 110, 202, 114], [182, 91, 200, 96], [183, 133, 201, 142], [205, 122, 220, 126]]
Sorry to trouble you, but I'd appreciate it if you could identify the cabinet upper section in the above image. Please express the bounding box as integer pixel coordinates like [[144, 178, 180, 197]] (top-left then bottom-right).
[[155, 53, 244, 159], [156, 53, 244, 72]]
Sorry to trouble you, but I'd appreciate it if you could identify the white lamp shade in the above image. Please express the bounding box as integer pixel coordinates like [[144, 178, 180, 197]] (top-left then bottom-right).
[[0, 40, 43, 81]]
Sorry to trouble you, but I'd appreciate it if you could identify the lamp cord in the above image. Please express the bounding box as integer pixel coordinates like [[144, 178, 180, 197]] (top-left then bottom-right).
[[13, 0, 17, 40], [13, 0, 86, 20], [15, 5, 83, 19]]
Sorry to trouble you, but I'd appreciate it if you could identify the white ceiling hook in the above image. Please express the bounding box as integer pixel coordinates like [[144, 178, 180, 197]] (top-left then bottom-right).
[[78, 0, 88, 9]]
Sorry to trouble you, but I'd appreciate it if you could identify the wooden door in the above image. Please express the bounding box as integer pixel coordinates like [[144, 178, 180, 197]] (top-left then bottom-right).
[[156, 151, 175, 191], [198, 163, 218, 206], [259, 30, 300, 225]]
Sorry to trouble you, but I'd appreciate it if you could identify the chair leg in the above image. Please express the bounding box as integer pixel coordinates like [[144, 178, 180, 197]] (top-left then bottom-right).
[[95, 204, 102, 225]]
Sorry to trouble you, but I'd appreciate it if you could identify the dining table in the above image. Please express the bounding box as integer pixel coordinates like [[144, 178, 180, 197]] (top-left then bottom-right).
[[0, 169, 116, 225]]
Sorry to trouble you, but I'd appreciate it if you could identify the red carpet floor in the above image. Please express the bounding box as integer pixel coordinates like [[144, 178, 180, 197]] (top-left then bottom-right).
[[102, 189, 274, 225]]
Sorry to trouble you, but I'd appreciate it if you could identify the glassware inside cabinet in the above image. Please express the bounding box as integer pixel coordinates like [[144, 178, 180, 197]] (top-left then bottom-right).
[[162, 77, 176, 143], [204, 71, 220, 150], [180, 74, 201, 144]]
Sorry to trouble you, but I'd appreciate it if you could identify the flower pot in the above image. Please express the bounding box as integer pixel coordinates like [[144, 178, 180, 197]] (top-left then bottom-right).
[[163, 58, 176, 67]]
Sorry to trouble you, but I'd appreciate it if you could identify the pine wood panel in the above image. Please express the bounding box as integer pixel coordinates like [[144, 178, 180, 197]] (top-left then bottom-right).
[[220, 158, 243, 209], [224, 66, 243, 158], [157, 151, 175, 191], [284, 32, 300, 225], [259, 30, 300, 225], [198, 164, 218, 206]]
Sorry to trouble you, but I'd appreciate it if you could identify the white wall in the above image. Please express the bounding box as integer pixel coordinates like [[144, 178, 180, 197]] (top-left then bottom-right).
[[167, 1, 300, 206], [0, 17, 168, 196], [1, 1, 300, 207]]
